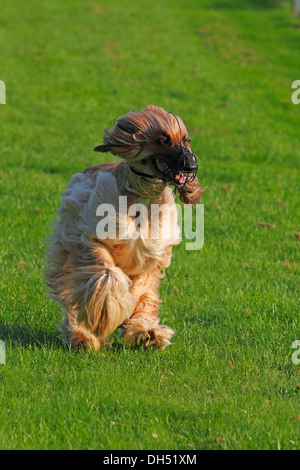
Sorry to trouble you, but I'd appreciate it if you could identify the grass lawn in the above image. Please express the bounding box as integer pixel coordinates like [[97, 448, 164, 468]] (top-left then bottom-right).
[[0, 0, 299, 450]]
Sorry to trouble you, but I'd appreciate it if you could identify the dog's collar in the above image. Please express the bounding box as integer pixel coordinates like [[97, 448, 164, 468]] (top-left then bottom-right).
[[125, 164, 168, 198], [129, 166, 156, 179]]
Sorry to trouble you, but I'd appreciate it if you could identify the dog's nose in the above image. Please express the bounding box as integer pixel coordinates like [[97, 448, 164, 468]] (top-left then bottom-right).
[[181, 151, 198, 172]]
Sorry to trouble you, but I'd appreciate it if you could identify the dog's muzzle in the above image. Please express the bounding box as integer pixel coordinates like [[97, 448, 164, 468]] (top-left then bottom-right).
[[159, 146, 198, 187]]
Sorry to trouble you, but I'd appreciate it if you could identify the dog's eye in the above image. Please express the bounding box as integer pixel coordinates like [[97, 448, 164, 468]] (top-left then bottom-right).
[[183, 136, 191, 144], [159, 135, 170, 144]]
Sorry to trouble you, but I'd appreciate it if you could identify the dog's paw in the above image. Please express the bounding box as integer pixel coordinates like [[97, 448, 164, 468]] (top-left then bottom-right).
[[121, 324, 174, 350], [67, 329, 110, 352]]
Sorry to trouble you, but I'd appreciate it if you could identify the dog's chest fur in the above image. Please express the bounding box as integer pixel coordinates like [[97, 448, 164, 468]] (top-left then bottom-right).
[[59, 170, 181, 277]]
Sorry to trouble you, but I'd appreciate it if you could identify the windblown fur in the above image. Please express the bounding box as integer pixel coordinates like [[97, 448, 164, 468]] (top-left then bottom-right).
[[46, 105, 204, 351]]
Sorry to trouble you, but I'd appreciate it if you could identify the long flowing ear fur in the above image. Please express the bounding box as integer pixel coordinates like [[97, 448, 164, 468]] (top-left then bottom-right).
[[93, 113, 143, 160], [94, 144, 112, 152], [177, 177, 205, 205]]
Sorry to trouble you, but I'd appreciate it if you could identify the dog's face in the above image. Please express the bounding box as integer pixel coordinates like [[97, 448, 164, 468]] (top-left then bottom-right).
[[94, 105, 198, 188]]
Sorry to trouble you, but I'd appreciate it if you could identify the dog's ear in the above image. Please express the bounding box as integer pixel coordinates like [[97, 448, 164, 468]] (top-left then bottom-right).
[[178, 177, 205, 205], [93, 144, 111, 152], [93, 116, 139, 153], [116, 119, 138, 135]]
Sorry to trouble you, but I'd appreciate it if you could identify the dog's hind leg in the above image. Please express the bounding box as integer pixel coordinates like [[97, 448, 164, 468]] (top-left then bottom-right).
[[59, 312, 106, 352], [120, 268, 174, 350], [54, 245, 136, 351]]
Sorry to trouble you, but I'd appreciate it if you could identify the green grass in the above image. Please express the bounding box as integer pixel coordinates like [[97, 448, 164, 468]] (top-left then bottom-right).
[[0, 0, 299, 450]]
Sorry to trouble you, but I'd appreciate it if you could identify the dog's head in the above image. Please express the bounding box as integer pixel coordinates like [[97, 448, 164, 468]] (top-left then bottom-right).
[[94, 105, 199, 189]]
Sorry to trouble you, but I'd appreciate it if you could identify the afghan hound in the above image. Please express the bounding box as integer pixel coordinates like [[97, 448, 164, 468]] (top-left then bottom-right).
[[45, 105, 204, 351]]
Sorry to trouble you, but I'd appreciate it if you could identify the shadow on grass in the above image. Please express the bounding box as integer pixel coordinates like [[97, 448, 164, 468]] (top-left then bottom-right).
[[0, 323, 127, 353], [0, 323, 63, 350], [210, 0, 283, 10]]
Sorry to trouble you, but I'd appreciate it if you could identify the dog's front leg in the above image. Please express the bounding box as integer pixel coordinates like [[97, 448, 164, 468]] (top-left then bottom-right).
[[120, 268, 174, 350]]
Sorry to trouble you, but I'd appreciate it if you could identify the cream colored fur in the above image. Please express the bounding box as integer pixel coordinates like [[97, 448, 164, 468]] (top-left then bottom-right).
[[45, 105, 203, 351], [46, 166, 180, 350]]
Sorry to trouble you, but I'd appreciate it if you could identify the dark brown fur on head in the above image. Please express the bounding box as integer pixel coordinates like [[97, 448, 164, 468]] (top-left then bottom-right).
[[94, 105, 204, 204]]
